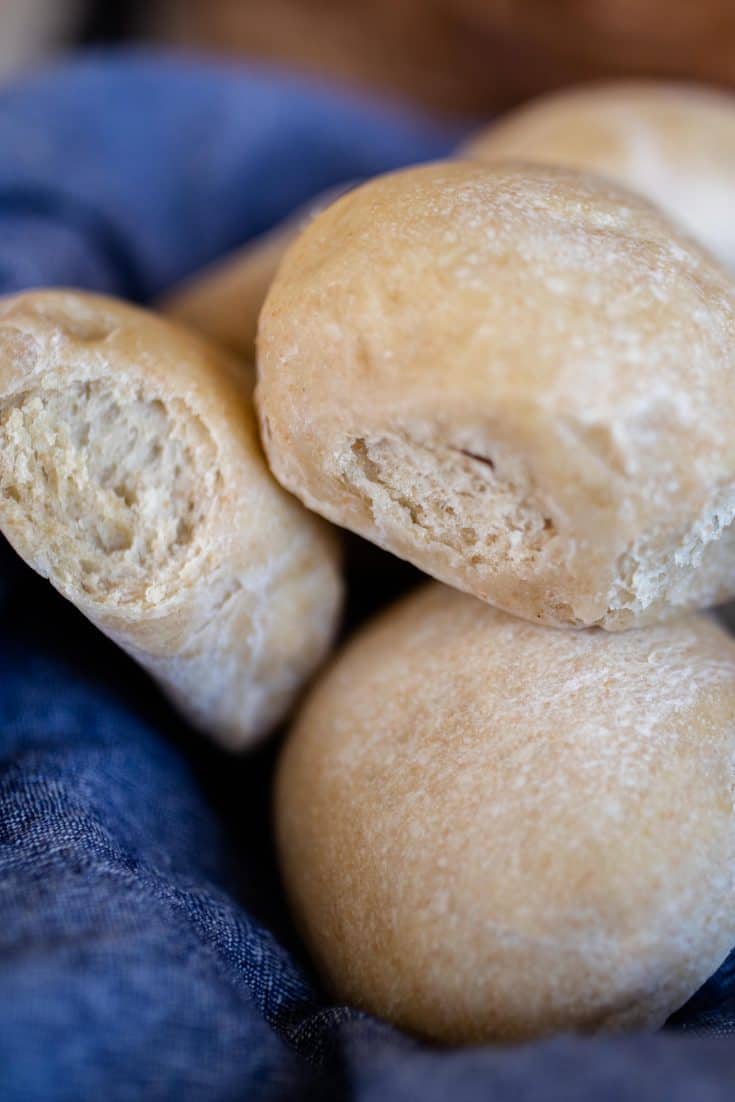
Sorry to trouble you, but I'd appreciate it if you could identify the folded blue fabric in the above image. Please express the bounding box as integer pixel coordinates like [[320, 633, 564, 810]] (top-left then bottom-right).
[[0, 50, 733, 1102], [0, 49, 453, 299]]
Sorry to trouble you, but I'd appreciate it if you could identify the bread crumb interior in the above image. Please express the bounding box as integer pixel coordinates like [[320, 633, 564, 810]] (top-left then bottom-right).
[[0, 379, 218, 604]]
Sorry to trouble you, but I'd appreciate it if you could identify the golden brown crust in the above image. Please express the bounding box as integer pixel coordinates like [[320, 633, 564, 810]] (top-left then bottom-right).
[[462, 82, 735, 270], [257, 160, 735, 629], [0, 289, 343, 749], [276, 583, 735, 1043]]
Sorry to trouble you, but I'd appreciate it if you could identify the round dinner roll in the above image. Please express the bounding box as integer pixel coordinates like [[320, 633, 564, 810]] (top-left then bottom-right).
[[276, 583, 735, 1044], [257, 161, 735, 630], [460, 82, 735, 270], [0, 290, 342, 750]]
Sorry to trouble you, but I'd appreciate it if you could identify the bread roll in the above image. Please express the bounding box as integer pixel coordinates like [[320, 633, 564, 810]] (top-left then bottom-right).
[[461, 82, 735, 270], [257, 161, 735, 630], [161, 186, 350, 360], [0, 290, 342, 750], [276, 583, 735, 1044]]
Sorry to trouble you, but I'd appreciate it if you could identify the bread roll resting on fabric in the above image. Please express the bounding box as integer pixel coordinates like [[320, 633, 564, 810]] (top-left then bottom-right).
[[276, 583, 735, 1044], [257, 161, 735, 629], [160, 186, 351, 361], [0, 290, 342, 750], [461, 82, 735, 270]]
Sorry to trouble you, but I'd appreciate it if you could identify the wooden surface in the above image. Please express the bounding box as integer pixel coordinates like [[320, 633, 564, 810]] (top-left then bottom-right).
[[154, 0, 735, 115]]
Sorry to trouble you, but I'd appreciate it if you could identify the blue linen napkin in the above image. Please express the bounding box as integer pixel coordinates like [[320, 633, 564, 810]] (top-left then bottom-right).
[[0, 48, 733, 1102]]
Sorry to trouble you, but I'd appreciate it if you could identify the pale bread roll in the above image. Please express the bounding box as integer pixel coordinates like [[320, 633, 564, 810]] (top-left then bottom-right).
[[257, 161, 735, 630], [0, 290, 342, 750], [461, 82, 735, 270], [276, 583, 735, 1044]]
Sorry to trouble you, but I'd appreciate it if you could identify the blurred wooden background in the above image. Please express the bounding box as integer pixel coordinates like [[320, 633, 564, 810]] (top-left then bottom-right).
[[152, 0, 735, 114], [4, 0, 735, 114]]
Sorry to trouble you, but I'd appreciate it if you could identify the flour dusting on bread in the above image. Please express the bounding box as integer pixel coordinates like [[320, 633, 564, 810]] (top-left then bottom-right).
[[0, 290, 342, 750]]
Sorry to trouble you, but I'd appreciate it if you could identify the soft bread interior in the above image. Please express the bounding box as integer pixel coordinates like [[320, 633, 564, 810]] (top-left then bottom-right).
[[337, 426, 735, 629], [340, 428, 556, 566], [0, 377, 220, 606]]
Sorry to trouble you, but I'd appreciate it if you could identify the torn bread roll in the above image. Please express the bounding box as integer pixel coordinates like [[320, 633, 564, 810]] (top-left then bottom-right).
[[461, 82, 735, 270], [0, 290, 342, 750], [161, 186, 351, 360], [277, 583, 735, 1044], [257, 160, 735, 630]]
